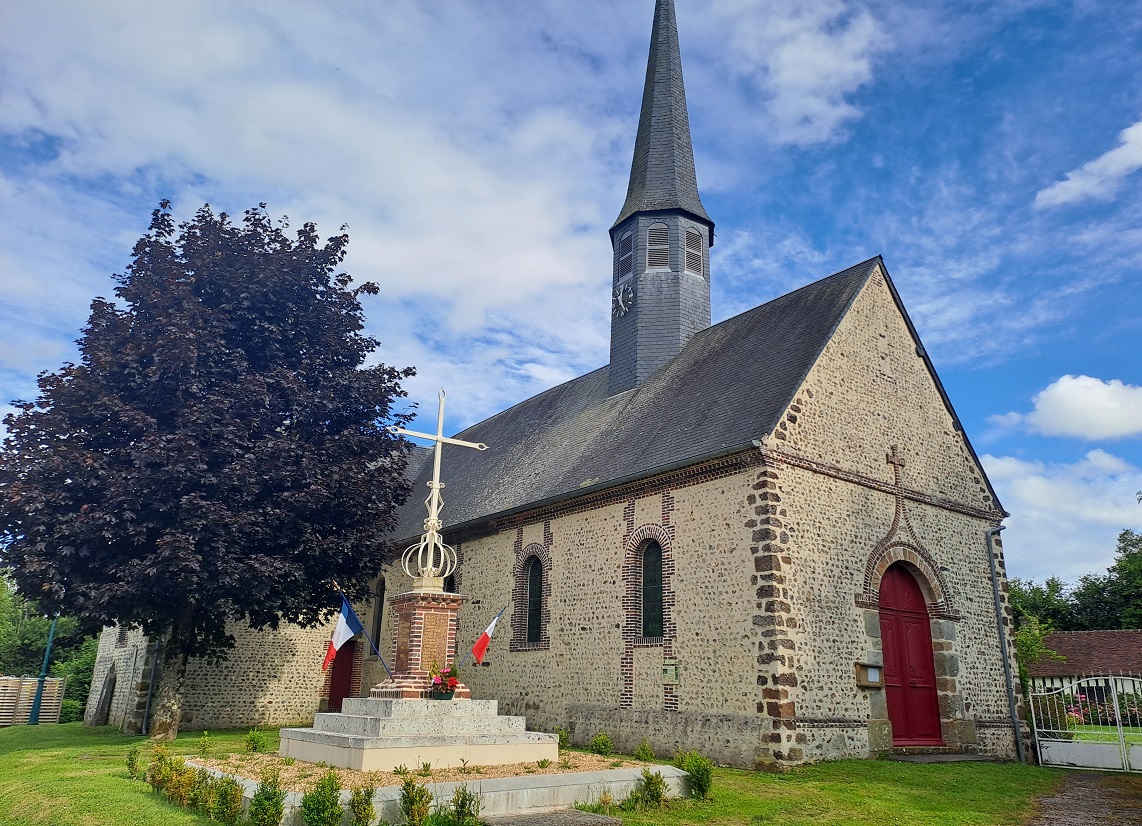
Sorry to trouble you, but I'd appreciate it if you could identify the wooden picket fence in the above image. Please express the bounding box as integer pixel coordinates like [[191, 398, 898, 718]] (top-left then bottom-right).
[[0, 676, 64, 726]]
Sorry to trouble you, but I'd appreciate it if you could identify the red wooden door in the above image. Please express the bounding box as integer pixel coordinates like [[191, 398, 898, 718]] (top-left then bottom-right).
[[327, 639, 356, 712], [879, 564, 943, 745]]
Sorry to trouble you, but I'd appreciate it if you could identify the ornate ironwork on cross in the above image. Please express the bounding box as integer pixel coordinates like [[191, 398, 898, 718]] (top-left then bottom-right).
[[388, 389, 487, 592]]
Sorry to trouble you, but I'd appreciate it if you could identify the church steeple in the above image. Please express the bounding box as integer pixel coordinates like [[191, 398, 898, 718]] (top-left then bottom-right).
[[613, 0, 712, 236], [608, 0, 713, 396]]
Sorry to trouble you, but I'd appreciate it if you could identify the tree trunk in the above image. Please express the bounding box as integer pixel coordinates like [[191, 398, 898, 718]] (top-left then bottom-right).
[[148, 620, 193, 740]]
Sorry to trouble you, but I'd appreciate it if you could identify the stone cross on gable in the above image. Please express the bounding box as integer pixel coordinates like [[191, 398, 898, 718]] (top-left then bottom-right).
[[887, 445, 906, 486], [388, 389, 487, 592]]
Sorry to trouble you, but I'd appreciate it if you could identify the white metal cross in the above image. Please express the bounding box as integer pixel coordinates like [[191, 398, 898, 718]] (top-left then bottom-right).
[[388, 389, 487, 588]]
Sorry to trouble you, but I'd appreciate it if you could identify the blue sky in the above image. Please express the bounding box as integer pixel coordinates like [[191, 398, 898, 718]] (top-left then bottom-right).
[[1, 0, 1139, 584]]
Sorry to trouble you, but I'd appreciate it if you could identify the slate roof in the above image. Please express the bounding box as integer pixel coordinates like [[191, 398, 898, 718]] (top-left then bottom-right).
[[613, 0, 711, 235], [1027, 630, 1142, 677], [392, 258, 882, 542]]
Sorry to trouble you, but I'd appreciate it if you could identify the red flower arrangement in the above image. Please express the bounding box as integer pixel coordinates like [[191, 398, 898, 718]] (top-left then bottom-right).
[[429, 662, 460, 694]]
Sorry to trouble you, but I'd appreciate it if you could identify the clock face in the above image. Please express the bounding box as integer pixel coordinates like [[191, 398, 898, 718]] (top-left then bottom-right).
[[612, 284, 635, 317]]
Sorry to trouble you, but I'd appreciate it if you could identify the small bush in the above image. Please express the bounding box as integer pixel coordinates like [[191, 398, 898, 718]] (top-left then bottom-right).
[[165, 758, 197, 807], [146, 744, 173, 793], [125, 744, 143, 780], [553, 725, 571, 750], [188, 768, 216, 812], [633, 739, 655, 762], [399, 776, 432, 826], [211, 776, 245, 826], [300, 769, 344, 826], [634, 768, 667, 809], [417, 760, 433, 777], [349, 783, 376, 826], [589, 731, 614, 756], [196, 730, 212, 758], [536, 758, 552, 768], [245, 727, 270, 753], [674, 749, 714, 799], [450, 784, 481, 826], [248, 768, 286, 826], [393, 764, 409, 776], [59, 698, 83, 723]]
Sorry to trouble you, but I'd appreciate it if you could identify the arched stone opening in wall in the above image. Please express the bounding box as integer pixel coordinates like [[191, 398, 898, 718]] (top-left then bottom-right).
[[857, 542, 959, 620], [90, 664, 117, 727], [510, 542, 551, 652], [877, 562, 944, 746], [620, 524, 677, 711]]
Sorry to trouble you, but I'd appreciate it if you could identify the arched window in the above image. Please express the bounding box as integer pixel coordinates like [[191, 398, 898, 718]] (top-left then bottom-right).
[[684, 229, 703, 276], [526, 557, 544, 644], [647, 222, 669, 269], [617, 230, 634, 278], [443, 573, 457, 593], [642, 541, 663, 638]]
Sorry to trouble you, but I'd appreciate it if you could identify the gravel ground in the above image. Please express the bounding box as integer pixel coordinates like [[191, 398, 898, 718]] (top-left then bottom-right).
[[1029, 771, 1142, 825]]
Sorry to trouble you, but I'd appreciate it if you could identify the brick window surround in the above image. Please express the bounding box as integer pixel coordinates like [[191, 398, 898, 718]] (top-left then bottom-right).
[[510, 542, 551, 651], [621, 522, 678, 710]]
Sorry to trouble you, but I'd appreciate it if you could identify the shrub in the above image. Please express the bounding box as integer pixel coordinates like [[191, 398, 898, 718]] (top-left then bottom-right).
[[633, 739, 655, 762], [59, 699, 83, 723], [589, 731, 614, 756], [300, 769, 344, 826], [450, 784, 481, 826], [633, 768, 667, 809], [248, 768, 286, 826], [196, 730, 212, 758], [674, 749, 714, 799], [417, 760, 433, 777], [146, 744, 173, 793], [189, 768, 216, 812], [536, 758, 552, 768], [165, 758, 197, 807], [399, 776, 432, 826], [349, 783, 376, 826], [211, 776, 245, 826], [553, 725, 571, 750], [125, 744, 143, 780], [245, 727, 270, 753]]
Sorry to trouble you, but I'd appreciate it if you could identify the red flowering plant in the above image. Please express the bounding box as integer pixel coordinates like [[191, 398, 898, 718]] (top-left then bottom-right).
[[428, 662, 460, 695]]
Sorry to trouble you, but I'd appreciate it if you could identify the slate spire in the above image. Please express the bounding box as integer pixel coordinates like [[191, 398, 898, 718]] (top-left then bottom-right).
[[613, 0, 712, 239], [607, 0, 714, 396]]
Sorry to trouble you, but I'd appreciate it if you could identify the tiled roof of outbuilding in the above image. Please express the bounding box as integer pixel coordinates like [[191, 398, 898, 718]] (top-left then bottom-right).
[[392, 258, 882, 542], [1028, 630, 1142, 677]]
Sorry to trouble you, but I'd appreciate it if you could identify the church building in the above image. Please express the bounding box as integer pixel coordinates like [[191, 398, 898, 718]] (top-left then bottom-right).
[[87, 0, 1022, 769]]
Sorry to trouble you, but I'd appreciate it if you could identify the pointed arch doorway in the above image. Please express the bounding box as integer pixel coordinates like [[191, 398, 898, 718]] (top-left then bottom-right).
[[879, 563, 943, 745]]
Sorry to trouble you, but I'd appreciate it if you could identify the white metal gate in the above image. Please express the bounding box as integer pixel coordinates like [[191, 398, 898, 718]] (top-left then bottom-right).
[[1029, 675, 1142, 772]]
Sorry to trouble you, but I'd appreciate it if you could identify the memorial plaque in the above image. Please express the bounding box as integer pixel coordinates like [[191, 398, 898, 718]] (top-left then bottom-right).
[[394, 620, 410, 672], [423, 613, 450, 668]]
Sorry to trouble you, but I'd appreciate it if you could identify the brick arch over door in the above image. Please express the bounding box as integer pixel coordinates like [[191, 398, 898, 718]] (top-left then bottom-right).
[[858, 542, 959, 620], [621, 524, 678, 710], [510, 542, 551, 651]]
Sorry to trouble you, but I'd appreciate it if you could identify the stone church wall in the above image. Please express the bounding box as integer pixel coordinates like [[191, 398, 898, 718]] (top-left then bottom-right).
[[754, 265, 1018, 764]]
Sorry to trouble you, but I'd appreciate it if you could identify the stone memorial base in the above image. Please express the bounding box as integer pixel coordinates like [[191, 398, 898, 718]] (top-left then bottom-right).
[[279, 698, 557, 772]]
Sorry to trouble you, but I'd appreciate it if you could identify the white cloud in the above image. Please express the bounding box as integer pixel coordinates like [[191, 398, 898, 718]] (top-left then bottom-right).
[[698, 0, 888, 145], [1034, 118, 1142, 209], [990, 375, 1142, 440], [981, 450, 1142, 581]]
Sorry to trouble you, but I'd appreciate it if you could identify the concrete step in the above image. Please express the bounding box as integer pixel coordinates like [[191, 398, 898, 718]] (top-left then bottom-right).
[[340, 697, 499, 718], [311, 711, 526, 737]]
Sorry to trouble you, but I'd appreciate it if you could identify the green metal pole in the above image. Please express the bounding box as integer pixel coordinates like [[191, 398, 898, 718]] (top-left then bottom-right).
[[28, 614, 59, 725]]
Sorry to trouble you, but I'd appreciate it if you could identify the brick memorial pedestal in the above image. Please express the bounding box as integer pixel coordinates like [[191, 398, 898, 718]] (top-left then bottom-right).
[[278, 580, 557, 771], [279, 390, 557, 771]]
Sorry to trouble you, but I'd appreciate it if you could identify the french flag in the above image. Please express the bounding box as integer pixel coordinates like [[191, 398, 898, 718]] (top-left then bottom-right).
[[471, 606, 507, 664], [322, 596, 364, 671]]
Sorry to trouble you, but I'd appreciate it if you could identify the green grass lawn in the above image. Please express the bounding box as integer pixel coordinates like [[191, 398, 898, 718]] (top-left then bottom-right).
[[0, 724, 1062, 826], [1067, 724, 1142, 744], [0, 723, 278, 826], [599, 759, 1062, 826]]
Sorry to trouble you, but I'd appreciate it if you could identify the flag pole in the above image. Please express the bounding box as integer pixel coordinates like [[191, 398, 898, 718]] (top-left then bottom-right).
[[332, 581, 394, 681]]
